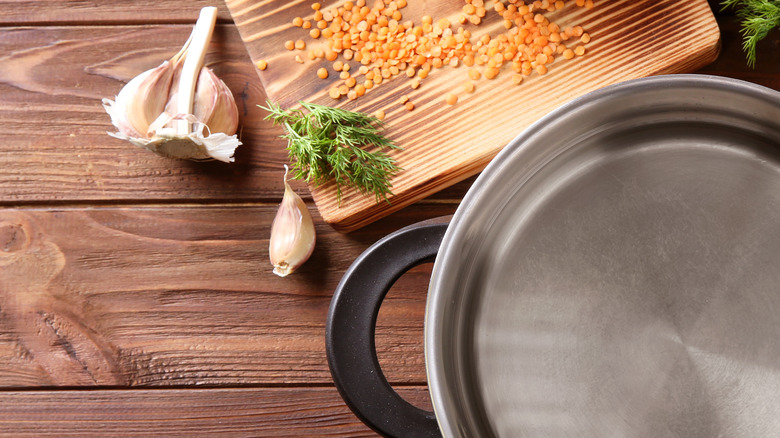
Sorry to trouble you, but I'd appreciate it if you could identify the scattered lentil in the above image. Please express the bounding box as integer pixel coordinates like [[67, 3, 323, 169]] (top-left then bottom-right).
[[283, 0, 594, 113]]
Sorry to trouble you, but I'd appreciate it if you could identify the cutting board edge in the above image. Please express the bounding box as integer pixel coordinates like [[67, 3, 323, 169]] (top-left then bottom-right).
[[313, 154, 490, 233]]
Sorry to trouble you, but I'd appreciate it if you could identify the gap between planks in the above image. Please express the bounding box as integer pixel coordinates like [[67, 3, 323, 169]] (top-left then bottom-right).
[[0, 19, 237, 28], [0, 381, 429, 392], [0, 198, 462, 210]]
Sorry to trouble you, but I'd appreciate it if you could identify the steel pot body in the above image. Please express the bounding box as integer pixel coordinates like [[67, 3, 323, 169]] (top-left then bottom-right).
[[327, 75, 780, 437]]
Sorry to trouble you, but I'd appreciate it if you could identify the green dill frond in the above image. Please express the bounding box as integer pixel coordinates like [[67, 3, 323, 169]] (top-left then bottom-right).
[[721, 0, 780, 68], [259, 100, 403, 205]]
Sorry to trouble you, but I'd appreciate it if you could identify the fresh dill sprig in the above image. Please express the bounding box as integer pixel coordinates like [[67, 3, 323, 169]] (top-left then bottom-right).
[[721, 0, 780, 68], [260, 101, 402, 204]]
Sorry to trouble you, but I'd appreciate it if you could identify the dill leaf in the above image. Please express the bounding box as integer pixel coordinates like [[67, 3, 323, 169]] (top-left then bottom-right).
[[260, 101, 402, 204], [721, 0, 780, 68]]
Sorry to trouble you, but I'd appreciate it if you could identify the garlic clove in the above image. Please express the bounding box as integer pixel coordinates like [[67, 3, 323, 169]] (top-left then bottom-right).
[[102, 7, 241, 163], [103, 68, 154, 139], [128, 61, 177, 137], [194, 68, 240, 136], [104, 59, 179, 140], [269, 166, 316, 277]]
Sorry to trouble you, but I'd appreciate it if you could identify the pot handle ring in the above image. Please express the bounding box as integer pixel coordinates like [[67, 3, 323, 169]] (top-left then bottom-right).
[[326, 218, 449, 438]]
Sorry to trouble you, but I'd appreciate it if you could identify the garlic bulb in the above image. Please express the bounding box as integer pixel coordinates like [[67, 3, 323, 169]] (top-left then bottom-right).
[[102, 7, 241, 163], [270, 166, 316, 277]]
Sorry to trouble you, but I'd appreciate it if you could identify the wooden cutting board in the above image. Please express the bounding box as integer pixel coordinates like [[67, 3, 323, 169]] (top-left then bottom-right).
[[225, 0, 720, 232]]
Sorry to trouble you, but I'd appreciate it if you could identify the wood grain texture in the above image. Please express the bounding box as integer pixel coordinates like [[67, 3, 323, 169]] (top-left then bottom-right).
[[0, 203, 452, 388], [0, 24, 291, 204], [225, 0, 721, 231], [0, 1, 232, 25], [0, 19, 473, 206], [0, 386, 432, 437]]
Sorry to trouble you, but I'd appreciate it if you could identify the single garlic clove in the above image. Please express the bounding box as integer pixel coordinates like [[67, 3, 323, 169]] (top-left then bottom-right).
[[128, 60, 177, 136], [269, 166, 316, 277], [103, 67, 156, 139], [104, 58, 179, 140], [193, 68, 240, 136], [160, 66, 238, 136]]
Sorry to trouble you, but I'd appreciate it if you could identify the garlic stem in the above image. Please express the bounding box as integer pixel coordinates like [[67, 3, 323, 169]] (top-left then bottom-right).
[[176, 6, 218, 135]]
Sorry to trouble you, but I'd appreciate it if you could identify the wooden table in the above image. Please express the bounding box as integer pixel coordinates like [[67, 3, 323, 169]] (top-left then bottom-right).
[[0, 1, 777, 436]]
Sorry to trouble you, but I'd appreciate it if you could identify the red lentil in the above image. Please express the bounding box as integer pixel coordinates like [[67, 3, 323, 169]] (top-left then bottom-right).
[[283, 0, 594, 112]]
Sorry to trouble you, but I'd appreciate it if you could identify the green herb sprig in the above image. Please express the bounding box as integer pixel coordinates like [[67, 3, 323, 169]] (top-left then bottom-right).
[[721, 0, 780, 67], [261, 101, 402, 204]]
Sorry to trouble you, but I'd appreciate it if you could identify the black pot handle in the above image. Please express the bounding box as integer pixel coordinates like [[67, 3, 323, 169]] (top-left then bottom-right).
[[326, 219, 449, 438]]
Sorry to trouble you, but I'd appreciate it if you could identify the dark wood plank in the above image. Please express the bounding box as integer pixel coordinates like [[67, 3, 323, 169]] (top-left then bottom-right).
[[0, 1, 232, 25], [0, 203, 454, 388], [0, 24, 290, 204], [697, 13, 780, 91], [0, 386, 432, 436], [376, 262, 430, 383]]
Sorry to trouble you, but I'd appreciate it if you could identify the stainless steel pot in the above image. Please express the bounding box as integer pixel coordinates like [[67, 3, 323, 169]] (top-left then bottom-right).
[[326, 75, 780, 437]]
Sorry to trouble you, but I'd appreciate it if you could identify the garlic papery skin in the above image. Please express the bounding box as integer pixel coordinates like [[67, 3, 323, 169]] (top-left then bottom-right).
[[270, 166, 316, 277], [101, 7, 241, 163]]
